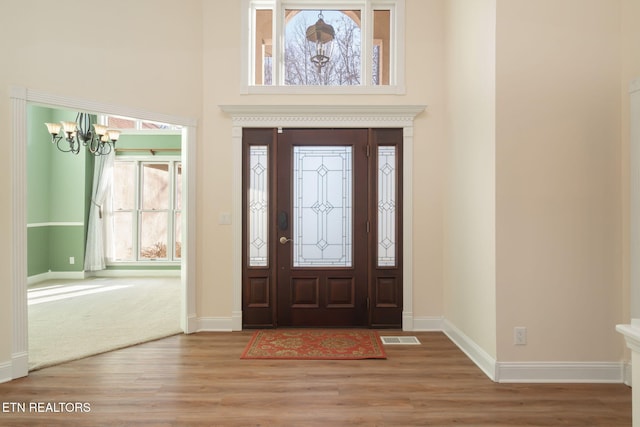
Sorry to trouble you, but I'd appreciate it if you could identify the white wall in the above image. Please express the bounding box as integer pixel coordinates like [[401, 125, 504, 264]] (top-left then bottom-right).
[[444, 0, 497, 359], [495, 0, 623, 362]]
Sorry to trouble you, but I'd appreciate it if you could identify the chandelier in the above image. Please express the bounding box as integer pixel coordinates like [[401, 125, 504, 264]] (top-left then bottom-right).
[[306, 11, 335, 72], [45, 113, 120, 156]]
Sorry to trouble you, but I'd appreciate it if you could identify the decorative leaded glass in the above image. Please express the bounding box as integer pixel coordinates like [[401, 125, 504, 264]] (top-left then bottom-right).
[[249, 146, 269, 267], [293, 146, 352, 267], [378, 146, 396, 267]]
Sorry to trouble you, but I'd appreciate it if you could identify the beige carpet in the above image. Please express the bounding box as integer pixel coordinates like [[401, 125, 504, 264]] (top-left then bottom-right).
[[28, 277, 182, 371]]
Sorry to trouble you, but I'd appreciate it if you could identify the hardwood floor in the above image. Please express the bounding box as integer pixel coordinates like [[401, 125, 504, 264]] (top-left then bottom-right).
[[0, 331, 631, 426]]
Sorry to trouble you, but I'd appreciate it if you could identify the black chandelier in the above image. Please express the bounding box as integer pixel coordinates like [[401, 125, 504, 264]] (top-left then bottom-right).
[[305, 11, 335, 72], [45, 113, 120, 156]]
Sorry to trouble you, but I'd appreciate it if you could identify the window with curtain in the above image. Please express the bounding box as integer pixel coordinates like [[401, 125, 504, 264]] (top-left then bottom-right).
[[108, 159, 182, 263]]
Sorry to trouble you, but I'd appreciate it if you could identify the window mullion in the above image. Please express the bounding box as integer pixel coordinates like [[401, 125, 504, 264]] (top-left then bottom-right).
[[275, 0, 283, 85], [134, 160, 142, 262], [362, 2, 372, 86], [249, 1, 257, 86], [389, 0, 402, 87], [168, 160, 176, 261]]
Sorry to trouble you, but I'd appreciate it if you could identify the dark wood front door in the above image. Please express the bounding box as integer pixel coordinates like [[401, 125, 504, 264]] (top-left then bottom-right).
[[276, 129, 369, 327], [242, 128, 403, 328]]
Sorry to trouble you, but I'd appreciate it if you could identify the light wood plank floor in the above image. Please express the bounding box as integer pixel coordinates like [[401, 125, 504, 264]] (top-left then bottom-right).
[[0, 331, 631, 426]]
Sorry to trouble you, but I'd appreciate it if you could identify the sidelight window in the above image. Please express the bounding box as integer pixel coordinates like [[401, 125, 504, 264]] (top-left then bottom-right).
[[248, 146, 269, 267], [377, 145, 397, 267]]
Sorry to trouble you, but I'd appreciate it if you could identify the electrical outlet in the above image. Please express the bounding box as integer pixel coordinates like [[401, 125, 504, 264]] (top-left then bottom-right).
[[514, 327, 527, 345], [69, 256, 75, 265]]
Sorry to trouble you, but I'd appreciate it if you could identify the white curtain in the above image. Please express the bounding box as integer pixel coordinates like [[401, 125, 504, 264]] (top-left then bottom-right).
[[84, 151, 115, 271]]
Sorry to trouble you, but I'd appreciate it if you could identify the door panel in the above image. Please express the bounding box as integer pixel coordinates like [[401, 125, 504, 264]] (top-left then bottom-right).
[[277, 129, 368, 327]]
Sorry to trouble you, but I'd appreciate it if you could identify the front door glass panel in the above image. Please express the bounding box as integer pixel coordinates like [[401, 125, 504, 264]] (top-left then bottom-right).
[[292, 146, 352, 267], [377, 146, 397, 267], [248, 145, 269, 267]]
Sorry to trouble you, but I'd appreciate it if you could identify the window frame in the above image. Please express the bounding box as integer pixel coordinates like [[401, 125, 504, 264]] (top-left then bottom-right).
[[107, 156, 182, 266], [98, 114, 182, 135], [241, 0, 405, 94]]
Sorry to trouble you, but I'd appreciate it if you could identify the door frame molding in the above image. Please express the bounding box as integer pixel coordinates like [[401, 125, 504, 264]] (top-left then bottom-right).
[[220, 104, 426, 331], [9, 87, 198, 381]]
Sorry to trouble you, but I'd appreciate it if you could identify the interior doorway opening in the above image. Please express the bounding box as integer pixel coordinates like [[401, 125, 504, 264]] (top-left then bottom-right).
[[10, 87, 198, 380]]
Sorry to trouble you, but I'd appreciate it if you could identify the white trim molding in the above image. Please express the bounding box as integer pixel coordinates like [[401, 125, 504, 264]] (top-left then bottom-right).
[[93, 270, 181, 278], [197, 317, 235, 332], [495, 362, 624, 384], [445, 319, 625, 384], [630, 77, 640, 94], [0, 360, 12, 384], [27, 222, 84, 228], [9, 86, 198, 382], [443, 319, 497, 381], [27, 271, 87, 286], [618, 323, 640, 353], [10, 87, 28, 381], [220, 104, 426, 331], [412, 316, 445, 331], [623, 361, 633, 387]]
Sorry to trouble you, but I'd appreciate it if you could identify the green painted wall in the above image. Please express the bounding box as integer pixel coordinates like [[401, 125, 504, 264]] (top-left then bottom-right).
[[48, 109, 88, 223], [27, 106, 53, 224], [27, 107, 182, 277], [49, 226, 86, 272], [27, 227, 49, 275], [27, 106, 89, 276]]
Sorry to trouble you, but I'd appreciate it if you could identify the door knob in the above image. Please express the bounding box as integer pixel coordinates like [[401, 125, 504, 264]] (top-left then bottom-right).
[[279, 237, 292, 244]]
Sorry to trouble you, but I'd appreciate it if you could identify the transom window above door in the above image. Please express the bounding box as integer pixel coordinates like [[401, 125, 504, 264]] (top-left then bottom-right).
[[241, 0, 405, 94]]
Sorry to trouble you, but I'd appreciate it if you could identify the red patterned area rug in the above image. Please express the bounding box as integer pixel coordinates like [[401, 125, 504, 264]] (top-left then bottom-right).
[[240, 329, 387, 360]]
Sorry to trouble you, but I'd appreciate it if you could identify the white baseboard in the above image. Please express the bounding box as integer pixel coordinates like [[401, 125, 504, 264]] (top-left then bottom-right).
[[0, 360, 11, 384], [197, 317, 234, 332], [184, 315, 199, 334], [27, 271, 87, 285], [622, 361, 632, 386], [0, 352, 28, 385], [232, 311, 243, 331], [496, 362, 625, 383], [28, 270, 180, 285], [12, 352, 28, 380], [94, 269, 181, 278], [443, 319, 497, 381], [412, 316, 445, 331], [442, 319, 625, 384]]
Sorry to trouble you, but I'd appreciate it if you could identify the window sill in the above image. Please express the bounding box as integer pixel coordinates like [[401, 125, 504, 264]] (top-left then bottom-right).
[[241, 84, 406, 96], [107, 261, 181, 267]]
